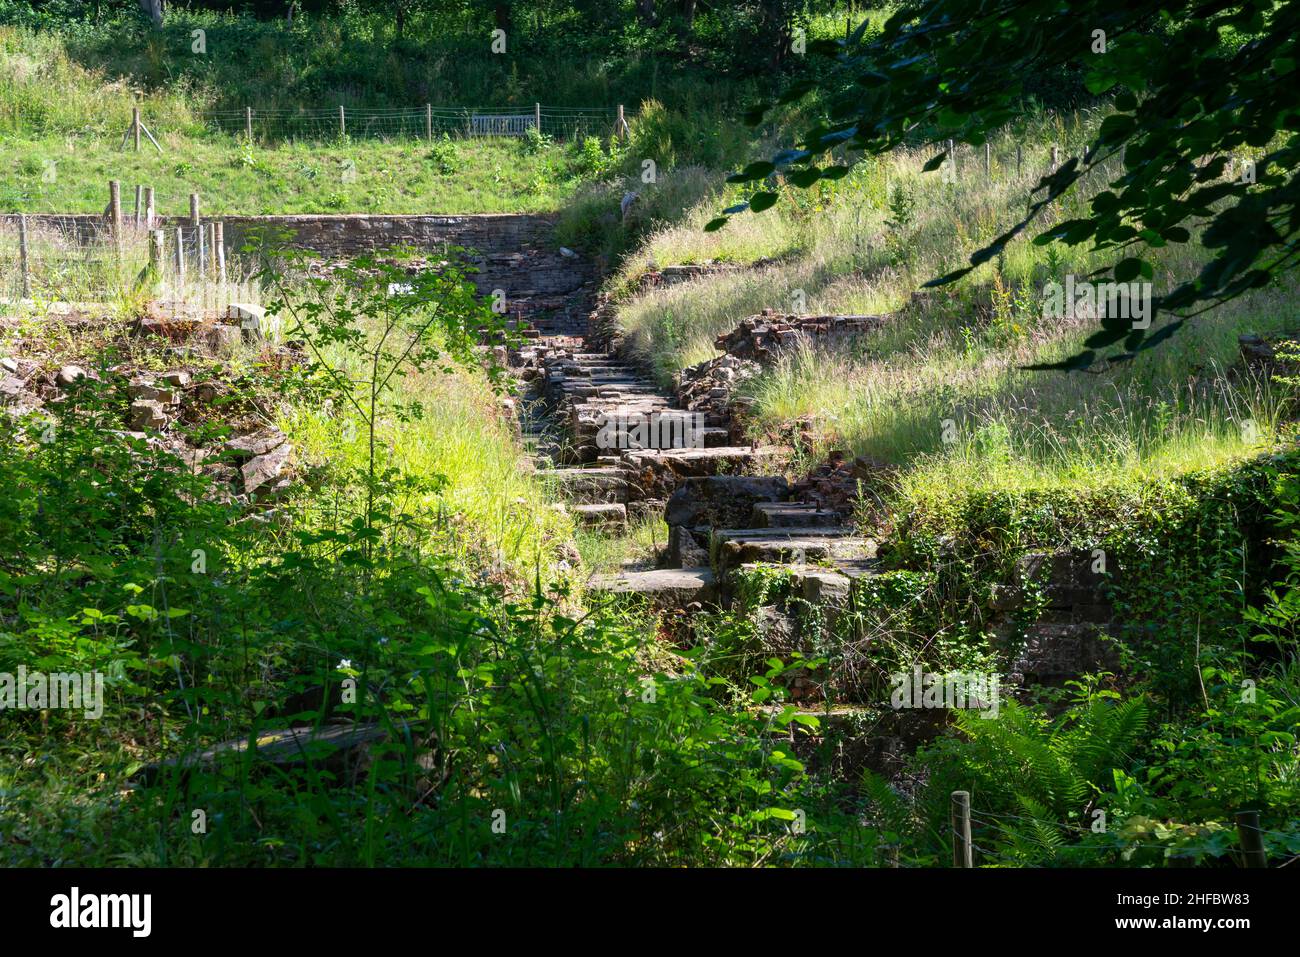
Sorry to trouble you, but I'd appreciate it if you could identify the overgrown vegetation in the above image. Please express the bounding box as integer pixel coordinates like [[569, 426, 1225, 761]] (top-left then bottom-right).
[[1, 0, 1297, 871]]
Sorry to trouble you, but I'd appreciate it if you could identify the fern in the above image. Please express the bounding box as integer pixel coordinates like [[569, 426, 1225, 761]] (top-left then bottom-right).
[[932, 693, 1149, 864], [861, 768, 913, 836]]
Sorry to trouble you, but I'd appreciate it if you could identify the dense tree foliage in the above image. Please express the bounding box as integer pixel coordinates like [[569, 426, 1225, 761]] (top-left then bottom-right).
[[5, 0, 851, 72]]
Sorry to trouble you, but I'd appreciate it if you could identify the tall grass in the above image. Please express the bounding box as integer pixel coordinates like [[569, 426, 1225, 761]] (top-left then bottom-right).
[[283, 371, 570, 580], [611, 108, 1297, 499]]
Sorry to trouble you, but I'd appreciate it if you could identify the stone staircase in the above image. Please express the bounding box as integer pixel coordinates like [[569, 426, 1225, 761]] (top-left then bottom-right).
[[512, 332, 881, 617], [515, 339, 786, 535], [511, 333, 903, 778]]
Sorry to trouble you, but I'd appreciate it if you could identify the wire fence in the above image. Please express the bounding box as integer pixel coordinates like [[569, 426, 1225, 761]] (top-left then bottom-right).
[[0, 215, 259, 314], [0, 216, 128, 304], [192, 104, 628, 144]]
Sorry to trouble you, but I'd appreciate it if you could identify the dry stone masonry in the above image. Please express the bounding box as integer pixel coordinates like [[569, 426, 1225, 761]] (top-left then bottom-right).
[[1, 305, 304, 511], [713, 310, 889, 363], [991, 549, 1120, 688]]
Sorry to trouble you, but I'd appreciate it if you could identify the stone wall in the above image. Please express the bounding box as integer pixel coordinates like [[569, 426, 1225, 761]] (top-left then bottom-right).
[[3, 213, 596, 336], [716, 310, 888, 362], [991, 549, 1120, 687]]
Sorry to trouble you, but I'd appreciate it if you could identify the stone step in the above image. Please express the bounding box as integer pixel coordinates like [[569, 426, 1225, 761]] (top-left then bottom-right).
[[623, 445, 781, 470], [563, 374, 651, 385], [621, 446, 785, 503], [734, 560, 879, 603], [572, 398, 673, 413], [572, 502, 628, 529], [562, 383, 662, 398], [751, 502, 844, 528], [535, 467, 626, 503], [587, 567, 716, 606], [664, 475, 792, 529], [132, 720, 401, 785], [714, 528, 876, 571]]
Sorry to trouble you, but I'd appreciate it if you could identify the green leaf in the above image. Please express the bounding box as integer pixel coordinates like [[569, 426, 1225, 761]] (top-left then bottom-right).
[[1114, 257, 1145, 282], [1084, 70, 1117, 95], [922, 151, 948, 172], [726, 161, 775, 184]]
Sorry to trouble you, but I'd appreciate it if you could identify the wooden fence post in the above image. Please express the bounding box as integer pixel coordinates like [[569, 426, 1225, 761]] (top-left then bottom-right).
[[617, 103, 626, 140], [132, 107, 141, 152], [134, 184, 143, 226], [189, 193, 200, 227], [245, 106, 253, 142], [215, 221, 226, 284], [175, 226, 186, 284], [144, 186, 155, 228], [197, 220, 207, 279], [206, 222, 217, 280], [149, 228, 164, 295], [109, 179, 122, 256], [18, 213, 31, 298], [951, 791, 973, 868], [425, 103, 432, 141], [534, 102, 541, 133], [1236, 810, 1267, 868], [985, 141, 991, 179], [339, 104, 346, 138]]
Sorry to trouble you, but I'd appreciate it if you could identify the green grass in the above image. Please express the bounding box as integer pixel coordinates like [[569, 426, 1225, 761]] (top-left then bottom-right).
[[284, 352, 573, 580], [0, 24, 659, 215], [0, 21, 831, 228], [2, 131, 605, 215]]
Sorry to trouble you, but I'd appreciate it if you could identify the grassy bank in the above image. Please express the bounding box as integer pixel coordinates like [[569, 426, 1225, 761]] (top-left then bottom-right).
[[1, 130, 592, 215], [0, 20, 798, 217], [611, 110, 1295, 496]]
